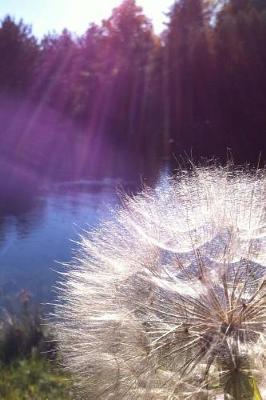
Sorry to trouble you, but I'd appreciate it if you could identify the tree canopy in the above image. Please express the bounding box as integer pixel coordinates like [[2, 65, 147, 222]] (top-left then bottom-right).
[[0, 0, 265, 179]]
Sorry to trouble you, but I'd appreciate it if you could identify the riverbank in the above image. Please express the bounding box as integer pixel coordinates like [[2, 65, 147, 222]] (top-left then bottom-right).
[[0, 355, 73, 400], [0, 294, 73, 399]]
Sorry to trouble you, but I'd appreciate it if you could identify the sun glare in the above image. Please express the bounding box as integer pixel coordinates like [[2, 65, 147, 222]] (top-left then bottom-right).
[[0, 0, 173, 37], [60, 0, 173, 35]]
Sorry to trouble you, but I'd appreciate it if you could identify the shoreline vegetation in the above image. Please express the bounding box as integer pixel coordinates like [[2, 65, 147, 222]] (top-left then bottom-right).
[[0, 357, 73, 400], [0, 292, 73, 399]]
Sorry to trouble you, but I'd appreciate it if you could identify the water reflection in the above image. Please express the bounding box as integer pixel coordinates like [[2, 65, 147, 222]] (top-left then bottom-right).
[[0, 180, 121, 307]]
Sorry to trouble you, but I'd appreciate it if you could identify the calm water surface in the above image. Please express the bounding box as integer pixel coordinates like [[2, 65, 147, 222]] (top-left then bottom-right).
[[0, 180, 121, 306]]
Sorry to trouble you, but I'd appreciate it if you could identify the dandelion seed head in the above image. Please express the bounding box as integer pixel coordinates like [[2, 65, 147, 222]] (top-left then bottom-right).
[[54, 165, 266, 399]]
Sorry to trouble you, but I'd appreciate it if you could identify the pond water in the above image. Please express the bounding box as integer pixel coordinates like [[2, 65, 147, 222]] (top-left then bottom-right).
[[0, 180, 124, 308]]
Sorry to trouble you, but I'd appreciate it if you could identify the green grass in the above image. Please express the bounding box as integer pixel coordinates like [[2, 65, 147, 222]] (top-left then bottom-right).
[[0, 356, 74, 400], [0, 294, 75, 399]]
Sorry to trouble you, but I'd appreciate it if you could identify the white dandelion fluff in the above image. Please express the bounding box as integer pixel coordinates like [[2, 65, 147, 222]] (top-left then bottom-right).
[[54, 165, 266, 399]]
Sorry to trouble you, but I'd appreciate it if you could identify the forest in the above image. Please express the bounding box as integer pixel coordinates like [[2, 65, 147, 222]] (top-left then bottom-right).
[[0, 0, 266, 182]]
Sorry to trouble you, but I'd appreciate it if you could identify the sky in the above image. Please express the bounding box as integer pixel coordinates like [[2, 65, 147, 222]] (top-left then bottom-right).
[[0, 0, 174, 38]]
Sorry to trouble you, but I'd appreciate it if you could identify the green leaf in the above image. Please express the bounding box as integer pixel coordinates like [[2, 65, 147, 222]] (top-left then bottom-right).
[[225, 374, 263, 400], [250, 377, 262, 400]]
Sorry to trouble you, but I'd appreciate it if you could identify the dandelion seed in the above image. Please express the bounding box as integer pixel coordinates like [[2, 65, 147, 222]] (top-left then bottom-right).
[[54, 165, 266, 399]]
